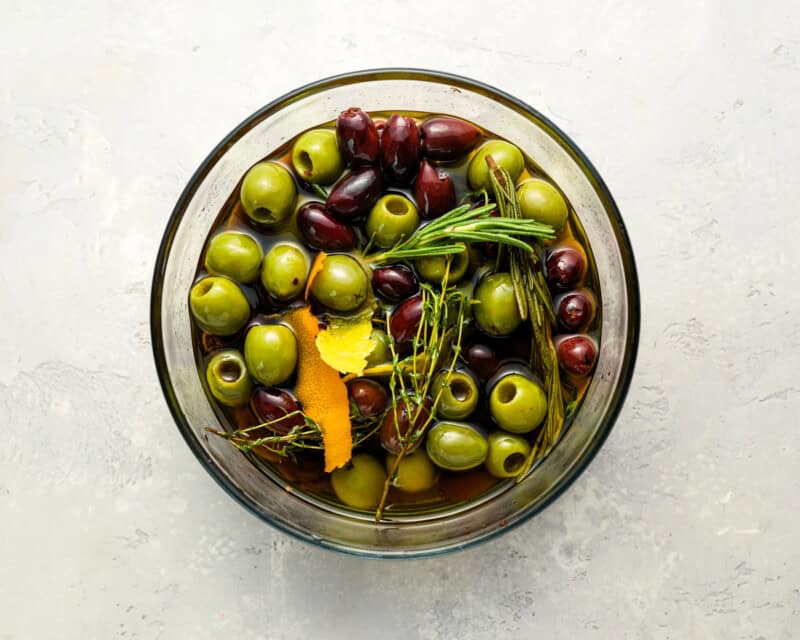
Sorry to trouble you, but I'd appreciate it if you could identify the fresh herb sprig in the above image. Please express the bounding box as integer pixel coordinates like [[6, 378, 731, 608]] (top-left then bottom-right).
[[365, 202, 556, 264], [486, 158, 565, 480]]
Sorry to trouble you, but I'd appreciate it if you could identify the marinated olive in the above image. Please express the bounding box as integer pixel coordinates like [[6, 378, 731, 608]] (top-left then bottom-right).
[[365, 328, 391, 367], [330, 454, 387, 510], [243, 324, 298, 386], [467, 140, 524, 190], [291, 129, 344, 185], [250, 387, 304, 434], [240, 162, 296, 224], [336, 107, 380, 165], [462, 342, 500, 381], [380, 114, 421, 185], [326, 167, 383, 219], [189, 276, 251, 336], [260, 244, 309, 301], [416, 243, 469, 284], [386, 449, 438, 493], [546, 245, 587, 291], [204, 232, 264, 284], [433, 369, 479, 420], [347, 378, 388, 419], [485, 431, 531, 478], [489, 372, 547, 433], [205, 350, 252, 407], [371, 264, 419, 302], [473, 273, 522, 336], [309, 254, 370, 312], [389, 294, 423, 345], [517, 179, 568, 231], [420, 116, 482, 161], [365, 194, 420, 249], [556, 289, 596, 332], [425, 421, 489, 471], [296, 202, 356, 251], [556, 334, 598, 376], [380, 396, 431, 454], [413, 160, 455, 219]]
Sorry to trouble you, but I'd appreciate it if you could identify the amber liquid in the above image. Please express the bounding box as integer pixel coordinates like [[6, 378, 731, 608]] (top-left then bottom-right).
[[192, 111, 601, 518]]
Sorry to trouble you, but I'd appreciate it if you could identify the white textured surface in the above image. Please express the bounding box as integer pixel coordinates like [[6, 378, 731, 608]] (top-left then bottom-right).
[[1, 1, 798, 638]]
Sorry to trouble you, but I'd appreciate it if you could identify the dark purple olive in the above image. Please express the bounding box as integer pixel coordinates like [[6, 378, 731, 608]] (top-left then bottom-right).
[[296, 202, 356, 251], [389, 294, 423, 344], [326, 167, 383, 220], [545, 244, 587, 292], [420, 116, 482, 160], [462, 342, 500, 381], [556, 290, 596, 332], [555, 335, 598, 376], [380, 114, 421, 185], [347, 378, 389, 419], [336, 107, 380, 165], [250, 387, 305, 435], [372, 264, 419, 302], [413, 160, 456, 219], [380, 396, 432, 454]]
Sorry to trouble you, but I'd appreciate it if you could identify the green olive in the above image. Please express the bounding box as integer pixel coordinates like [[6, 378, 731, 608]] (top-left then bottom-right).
[[189, 276, 251, 336], [366, 328, 391, 367], [240, 162, 296, 224], [243, 324, 298, 386], [467, 140, 525, 190], [366, 194, 419, 249], [331, 453, 387, 510], [489, 373, 547, 433], [473, 272, 522, 336], [260, 244, 309, 301], [416, 243, 470, 284], [425, 421, 489, 471], [205, 350, 252, 407], [433, 369, 479, 420], [485, 431, 532, 478], [309, 254, 369, 312], [517, 179, 568, 231], [291, 129, 344, 185], [204, 232, 263, 283], [386, 449, 438, 493]]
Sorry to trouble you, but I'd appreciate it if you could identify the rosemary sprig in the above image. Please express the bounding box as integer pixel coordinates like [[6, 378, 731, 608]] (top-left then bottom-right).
[[486, 158, 565, 480], [310, 183, 329, 200], [365, 202, 555, 265]]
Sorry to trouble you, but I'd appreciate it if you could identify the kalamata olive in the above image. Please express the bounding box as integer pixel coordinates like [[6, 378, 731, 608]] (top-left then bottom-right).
[[389, 294, 423, 344], [546, 245, 587, 292], [347, 378, 389, 419], [250, 387, 305, 435], [556, 289, 596, 332], [380, 396, 432, 454], [462, 342, 501, 381], [372, 264, 419, 302], [413, 160, 456, 218], [556, 335, 598, 376], [380, 114, 421, 185], [296, 202, 356, 251], [420, 116, 482, 160], [336, 107, 380, 165], [326, 167, 383, 220]]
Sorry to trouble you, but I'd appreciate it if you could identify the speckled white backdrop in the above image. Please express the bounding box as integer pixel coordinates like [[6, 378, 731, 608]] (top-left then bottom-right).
[[1, 1, 799, 638]]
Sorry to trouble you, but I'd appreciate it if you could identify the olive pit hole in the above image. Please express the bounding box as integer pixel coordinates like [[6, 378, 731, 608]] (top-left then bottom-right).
[[197, 280, 214, 296], [254, 207, 274, 222], [496, 381, 517, 403], [386, 198, 408, 215], [504, 452, 525, 474], [450, 379, 472, 402], [297, 151, 313, 176], [218, 360, 242, 382]]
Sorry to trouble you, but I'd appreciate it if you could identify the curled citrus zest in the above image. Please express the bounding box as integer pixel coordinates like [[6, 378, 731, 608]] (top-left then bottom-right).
[[316, 314, 375, 376], [304, 251, 327, 300], [284, 306, 351, 472]]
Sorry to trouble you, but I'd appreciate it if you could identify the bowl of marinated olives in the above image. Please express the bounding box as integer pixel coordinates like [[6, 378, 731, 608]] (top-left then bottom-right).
[[151, 69, 639, 557]]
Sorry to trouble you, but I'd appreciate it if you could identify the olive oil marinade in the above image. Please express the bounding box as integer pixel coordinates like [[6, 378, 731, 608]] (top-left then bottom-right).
[[190, 109, 600, 520]]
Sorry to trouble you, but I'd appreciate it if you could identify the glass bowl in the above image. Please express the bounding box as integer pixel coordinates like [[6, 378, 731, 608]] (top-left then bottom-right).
[[151, 69, 640, 558]]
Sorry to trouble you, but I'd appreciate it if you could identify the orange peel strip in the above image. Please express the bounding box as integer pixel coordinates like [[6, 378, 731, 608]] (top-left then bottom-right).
[[304, 251, 327, 300], [284, 305, 352, 472]]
